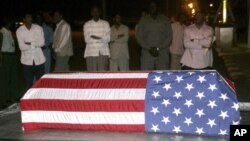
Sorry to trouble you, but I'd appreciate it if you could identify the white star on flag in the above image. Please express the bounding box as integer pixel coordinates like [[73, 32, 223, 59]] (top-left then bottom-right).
[[184, 99, 193, 108], [195, 127, 205, 135], [175, 76, 184, 83], [161, 99, 171, 107], [210, 72, 216, 76], [208, 84, 217, 92], [167, 72, 172, 75], [195, 109, 205, 118], [188, 72, 195, 75], [163, 83, 172, 91], [207, 119, 216, 128], [232, 102, 239, 111], [185, 83, 194, 91], [151, 124, 160, 132], [153, 76, 162, 84], [218, 129, 227, 135], [172, 126, 182, 133], [150, 107, 160, 115], [184, 117, 193, 126], [207, 100, 218, 109], [219, 93, 229, 101], [196, 91, 205, 100], [173, 91, 182, 99], [161, 116, 171, 125], [172, 108, 182, 116], [219, 111, 229, 120], [197, 75, 206, 83], [232, 120, 240, 125], [151, 91, 160, 99]]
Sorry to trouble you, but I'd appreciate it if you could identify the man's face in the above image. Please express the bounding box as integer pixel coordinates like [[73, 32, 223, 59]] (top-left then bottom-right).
[[54, 12, 62, 24], [195, 13, 205, 25], [91, 7, 100, 19], [148, 2, 157, 15], [35, 15, 43, 25], [23, 14, 33, 25], [114, 15, 121, 24]]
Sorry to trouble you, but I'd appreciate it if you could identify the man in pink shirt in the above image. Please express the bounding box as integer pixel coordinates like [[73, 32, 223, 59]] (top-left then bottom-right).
[[181, 11, 214, 70]]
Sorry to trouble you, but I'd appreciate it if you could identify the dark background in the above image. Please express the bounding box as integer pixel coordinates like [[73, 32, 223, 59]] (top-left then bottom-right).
[[0, 0, 249, 41]]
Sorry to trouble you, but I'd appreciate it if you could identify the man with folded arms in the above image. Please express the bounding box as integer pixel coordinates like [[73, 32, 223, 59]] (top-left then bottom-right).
[[16, 13, 45, 91]]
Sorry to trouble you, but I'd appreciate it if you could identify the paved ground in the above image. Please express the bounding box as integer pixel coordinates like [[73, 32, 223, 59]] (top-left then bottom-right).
[[0, 31, 250, 141]]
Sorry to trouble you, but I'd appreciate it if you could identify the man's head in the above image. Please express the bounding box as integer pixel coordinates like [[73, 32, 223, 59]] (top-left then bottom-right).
[[194, 11, 205, 26], [113, 14, 122, 25], [91, 6, 101, 21], [148, 0, 158, 16], [1, 17, 12, 29], [35, 13, 43, 26], [54, 11, 63, 24], [23, 13, 33, 26]]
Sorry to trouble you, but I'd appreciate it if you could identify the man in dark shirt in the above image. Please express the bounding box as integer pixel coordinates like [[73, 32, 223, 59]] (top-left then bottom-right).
[[136, 0, 172, 70]]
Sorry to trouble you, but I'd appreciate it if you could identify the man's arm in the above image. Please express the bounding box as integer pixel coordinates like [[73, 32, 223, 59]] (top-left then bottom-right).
[[113, 26, 129, 43], [54, 24, 71, 52], [83, 22, 99, 44], [16, 29, 33, 51], [199, 27, 214, 48], [99, 22, 111, 44], [31, 26, 45, 48], [135, 19, 150, 49], [158, 18, 172, 49], [183, 28, 203, 49]]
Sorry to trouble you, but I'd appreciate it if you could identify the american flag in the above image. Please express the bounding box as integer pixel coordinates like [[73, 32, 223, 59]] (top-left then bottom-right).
[[20, 71, 240, 136], [20, 72, 148, 131], [145, 70, 241, 136]]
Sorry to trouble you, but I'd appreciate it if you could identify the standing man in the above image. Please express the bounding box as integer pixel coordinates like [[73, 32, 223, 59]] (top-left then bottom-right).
[[16, 13, 45, 91], [136, 0, 172, 70], [35, 13, 53, 73], [0, 18, 19, 103], [53, 11, 73, 72], [83, 6, 111, 71], [180, 11, 214, 70], [109, 14, 129, 71], [170, 14, 186, 70]]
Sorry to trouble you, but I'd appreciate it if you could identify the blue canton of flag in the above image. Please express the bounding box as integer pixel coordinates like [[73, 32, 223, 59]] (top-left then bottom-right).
[[145, 70, 241, 136]]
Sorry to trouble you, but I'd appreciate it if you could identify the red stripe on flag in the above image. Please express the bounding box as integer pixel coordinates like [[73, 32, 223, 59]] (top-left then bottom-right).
[[32, 78, 147, 89], [22, 123, 145, 132], [20, 99, 144, 112]]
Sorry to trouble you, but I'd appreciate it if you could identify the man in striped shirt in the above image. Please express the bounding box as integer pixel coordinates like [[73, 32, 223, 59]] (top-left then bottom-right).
[[83, 6, 111, 71]]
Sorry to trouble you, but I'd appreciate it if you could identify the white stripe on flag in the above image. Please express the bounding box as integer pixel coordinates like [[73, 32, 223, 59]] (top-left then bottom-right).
[[42, 73, 149, 79], [22, 111, 145, 124], [22, 88, 146, 100]]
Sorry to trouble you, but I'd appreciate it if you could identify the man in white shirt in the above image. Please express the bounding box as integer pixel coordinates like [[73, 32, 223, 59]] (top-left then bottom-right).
[[16, 13, 45, 91], [110, 14, 129, 71], [52, 11, 73, 72], [84, 6, 111, 71], [0, 18, 20, 103]]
